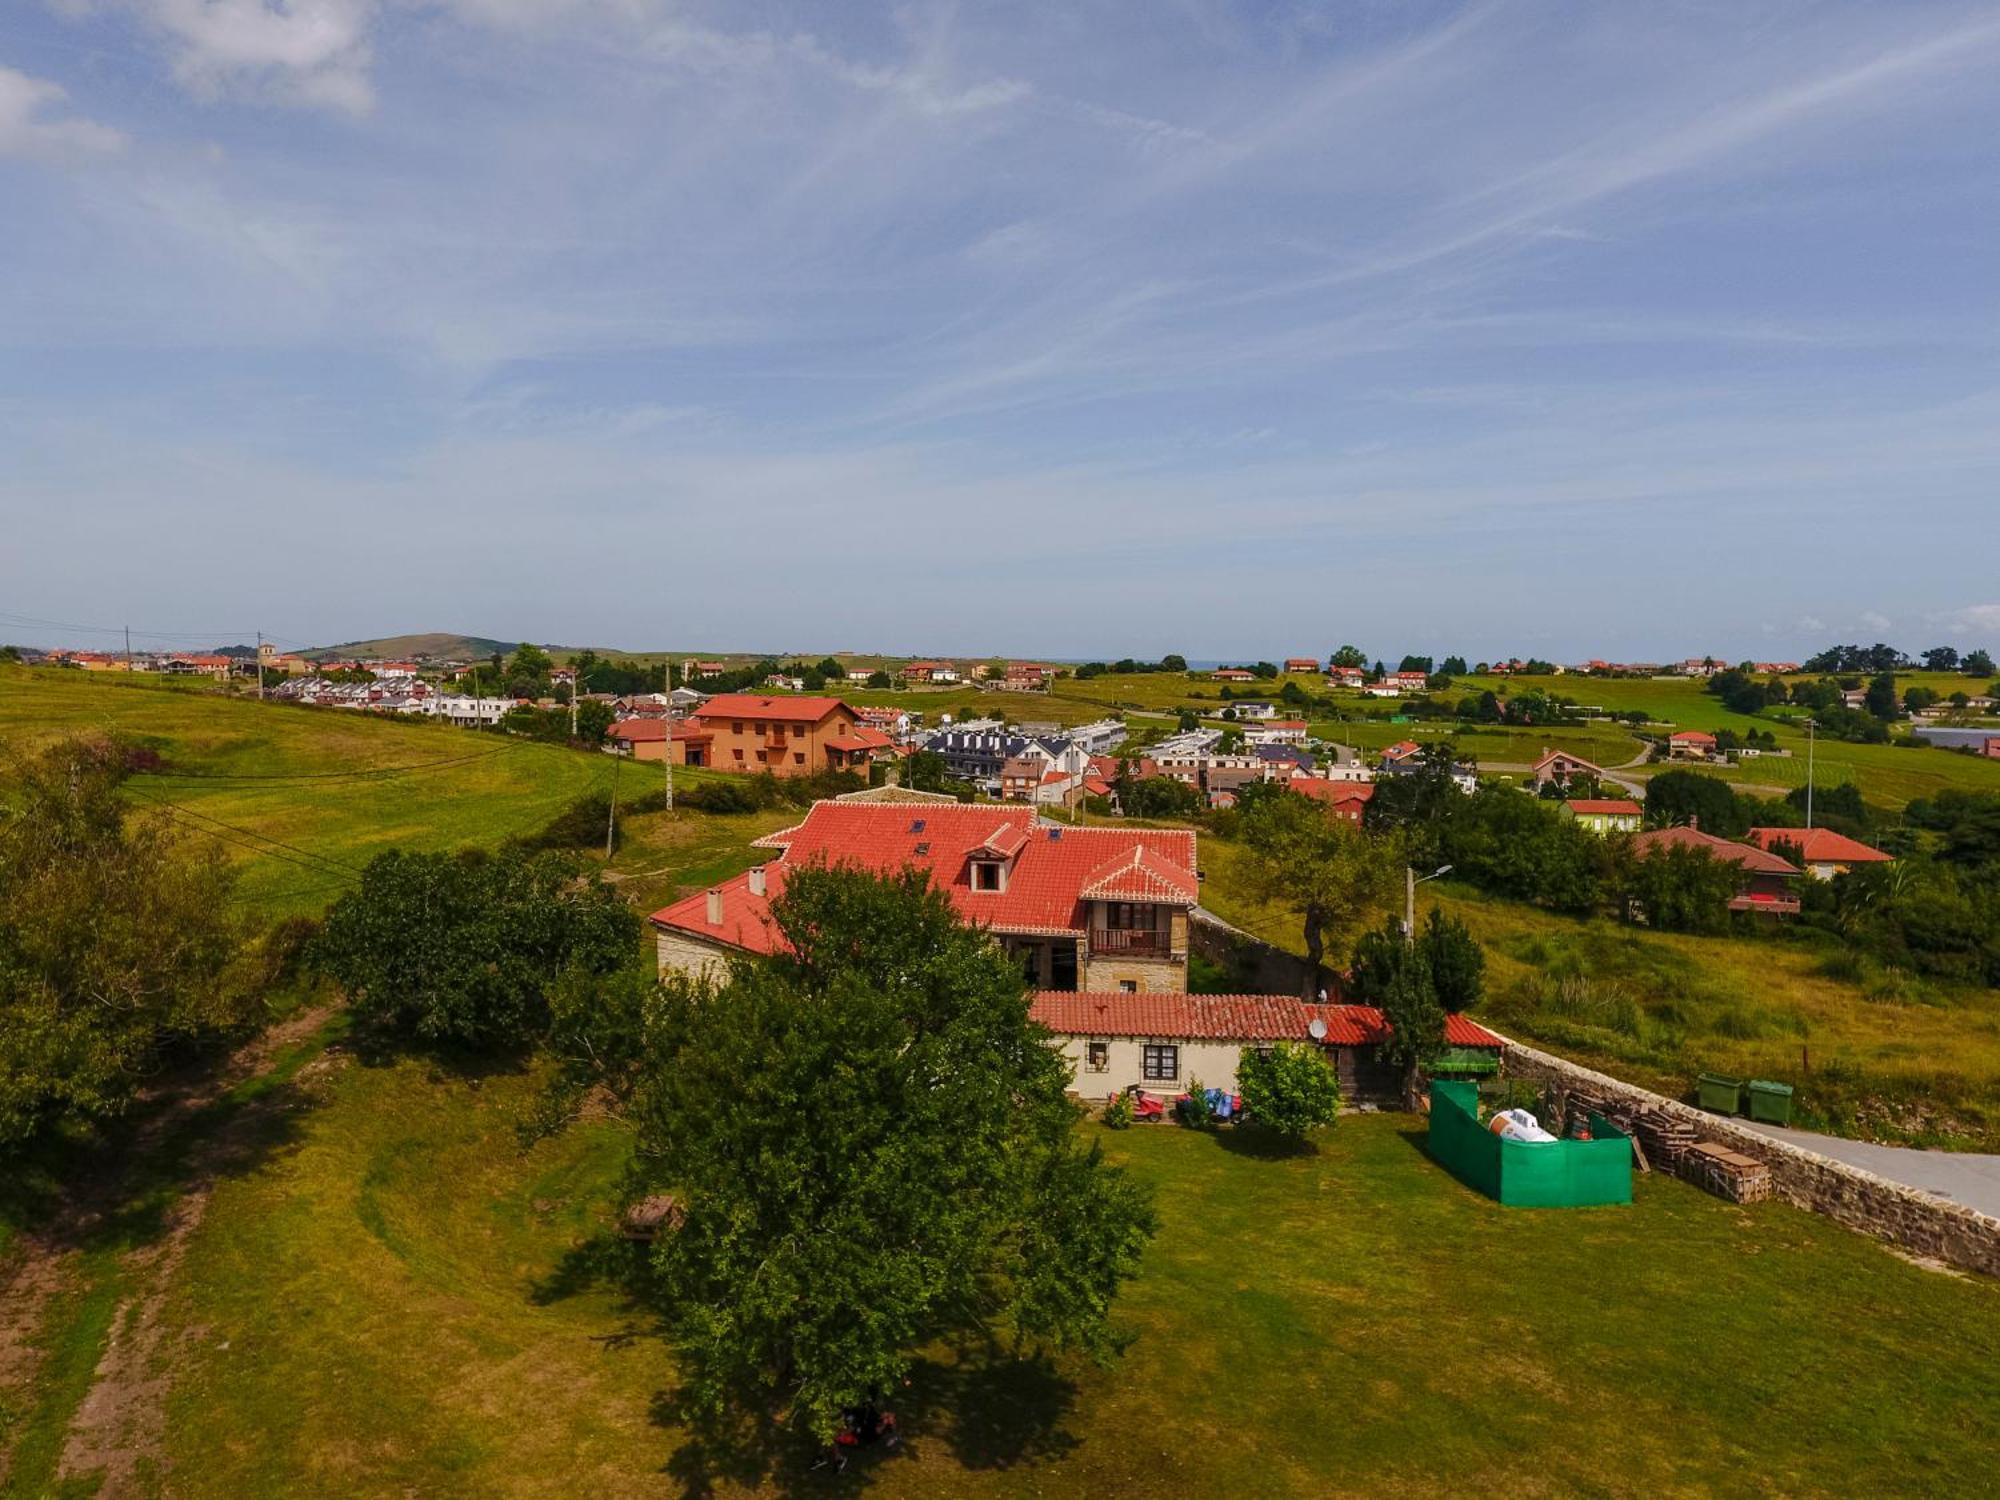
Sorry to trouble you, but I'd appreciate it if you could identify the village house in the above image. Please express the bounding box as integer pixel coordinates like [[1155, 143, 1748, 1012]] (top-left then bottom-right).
[[650, 802, 1200, 994], [685, 694, 866, 776], [160, 653, 235, 680], [1229, 700, 1278, 721], [1745, 827, 1893, 880], [845, 667, 876, 683], [1530, 748, 1606, 792], [1327, 665, 1367, 689], [1030, 991, 1502, 1101], [1387, 669, 1430, 693], [1243, 718, 1308, 746], [1558, 798, 1643, 835], [256, 642, 313, 676], [1210, 667, 1256, 683], [1668, 730, 1719, 761], [1283, 657, 1322, 674], [901, 660, 962, 685], [1001, 662, 1058, 691], [608, 718, 710, 763], [1631, 823, 1803, 915], [1289, 777, 1376, 824]]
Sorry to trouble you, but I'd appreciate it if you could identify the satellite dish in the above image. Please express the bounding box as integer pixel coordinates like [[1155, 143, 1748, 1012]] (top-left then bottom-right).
[[1307, 1017, 1328, 1041]]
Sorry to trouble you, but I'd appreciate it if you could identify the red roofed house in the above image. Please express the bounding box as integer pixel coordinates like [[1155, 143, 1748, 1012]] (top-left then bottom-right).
[[1284, 657, 1322, 674], [608, 717, 714, 764], [1557, 798, 1643, 835], [821, 724, 898, 774], [1388, 669, 1430, 693], [1211, 667, 1256, 682], [1003, 662, 1057, 691], [900, 660, 961, 684], [686, 694, 864, 777], [1668, 730, 1718, 761], [1288, 778, 1376, 824], [1632, 823, 1803, 915], [1030, 991, 1502, 1100], [1379, 740, 1423, 768], [1745, 826, 1893, 880], [1328, 665, 1367, 689], [651, 801, 1200, 993]]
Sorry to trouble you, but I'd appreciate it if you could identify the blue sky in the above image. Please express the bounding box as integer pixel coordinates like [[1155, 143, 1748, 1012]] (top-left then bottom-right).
[[3, 1, 1999, 661]]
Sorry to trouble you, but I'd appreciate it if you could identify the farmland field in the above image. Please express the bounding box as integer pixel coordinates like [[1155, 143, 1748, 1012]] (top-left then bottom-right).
[[11, 1043, 1998, 1497]]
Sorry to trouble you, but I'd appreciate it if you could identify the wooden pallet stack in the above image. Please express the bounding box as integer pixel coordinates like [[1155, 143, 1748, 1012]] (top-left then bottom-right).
[[1679, 1141, 1773, 1204]]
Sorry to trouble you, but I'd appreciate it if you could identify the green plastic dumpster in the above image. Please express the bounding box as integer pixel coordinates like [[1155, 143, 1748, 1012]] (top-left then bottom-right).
[[1746, 1079, 1794, 1125], [1697, 1073, 1744, 1115]]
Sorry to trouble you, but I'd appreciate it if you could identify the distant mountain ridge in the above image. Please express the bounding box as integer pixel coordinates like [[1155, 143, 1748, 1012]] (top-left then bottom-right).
[[303, 633, 525, 662]]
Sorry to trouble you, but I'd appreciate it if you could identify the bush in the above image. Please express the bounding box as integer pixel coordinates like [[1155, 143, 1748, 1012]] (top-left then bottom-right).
[[1236, 1042, 1341, 1140], [312, 847, 641, 1049], [1103, 1090, 1135, 1129], [1177, 1079, 1214, 1130]]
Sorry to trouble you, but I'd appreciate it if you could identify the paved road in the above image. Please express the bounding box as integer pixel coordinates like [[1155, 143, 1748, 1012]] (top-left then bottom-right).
[[1738, 1122, 2000, 1220]]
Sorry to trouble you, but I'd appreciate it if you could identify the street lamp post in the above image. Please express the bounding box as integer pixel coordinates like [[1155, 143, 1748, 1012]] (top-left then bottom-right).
[[1804, 717, 1816, 830], [1405, 863, 1453, 941]]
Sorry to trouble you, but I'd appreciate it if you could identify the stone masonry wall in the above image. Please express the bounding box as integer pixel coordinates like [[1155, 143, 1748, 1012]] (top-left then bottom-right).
[[1189, 909, 1318, 997], [1499, 1035, 2000, 1278]]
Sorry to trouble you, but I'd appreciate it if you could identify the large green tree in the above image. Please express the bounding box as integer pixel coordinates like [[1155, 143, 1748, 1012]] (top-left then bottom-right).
[[1238, 790, 1401, 988], [312, 847, 638, 1047], [625, 865, 1155, 1446], [0, 737, 249, 1150]]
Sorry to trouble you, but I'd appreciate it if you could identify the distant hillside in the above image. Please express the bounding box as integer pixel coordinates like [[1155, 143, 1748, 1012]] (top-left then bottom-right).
[[304, 632, 521, 663]]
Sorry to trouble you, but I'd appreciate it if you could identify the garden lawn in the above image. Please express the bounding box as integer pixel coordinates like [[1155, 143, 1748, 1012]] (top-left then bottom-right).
[[125, 1055, 2000, 1497]]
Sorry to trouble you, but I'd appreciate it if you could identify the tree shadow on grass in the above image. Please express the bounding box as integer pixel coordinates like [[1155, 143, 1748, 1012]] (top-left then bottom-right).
[[643, 1342, 1081, 1497], [1211, 1124, 1320, 1160]]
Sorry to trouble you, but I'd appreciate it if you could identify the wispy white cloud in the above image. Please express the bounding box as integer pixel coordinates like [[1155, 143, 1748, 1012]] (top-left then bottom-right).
[[0, 62, 124, 158], [114, 0, 378, 113]]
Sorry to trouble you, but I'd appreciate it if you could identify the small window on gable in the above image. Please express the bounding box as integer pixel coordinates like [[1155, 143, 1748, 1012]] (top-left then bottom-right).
[[972, 860, 1003, 892], [1118, 980, 1138, 994]]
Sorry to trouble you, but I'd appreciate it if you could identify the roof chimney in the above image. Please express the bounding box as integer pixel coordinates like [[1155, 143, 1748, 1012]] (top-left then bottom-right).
[[1687, 815, 1699, 832], [748, 865, 767, 897], [705, 888, 724, 925]]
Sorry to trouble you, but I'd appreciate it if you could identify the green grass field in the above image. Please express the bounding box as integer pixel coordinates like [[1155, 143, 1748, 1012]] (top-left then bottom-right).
[[47, 1052, 1988, 1497], [1196, 842, 2000, 1150]]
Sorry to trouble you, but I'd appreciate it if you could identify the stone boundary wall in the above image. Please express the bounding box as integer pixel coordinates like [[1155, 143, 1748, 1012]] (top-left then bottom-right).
[[1498, 1035, 2000, 1278], [1189, 909, 1318, 998]]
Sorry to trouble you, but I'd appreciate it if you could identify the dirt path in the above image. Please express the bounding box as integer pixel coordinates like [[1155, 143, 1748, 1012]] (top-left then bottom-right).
[[0, 1003, 338, 1496]]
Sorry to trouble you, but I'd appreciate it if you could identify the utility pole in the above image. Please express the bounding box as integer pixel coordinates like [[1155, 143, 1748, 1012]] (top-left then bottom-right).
[[256, 630, 266, 701], [1805, 717, 1816, 829], [663, 659, 675, 815], [124, 624, 131, 670], [1405, 864, 1417, 942], [606, 752, 620, 859], [569, 657, 578, 741]]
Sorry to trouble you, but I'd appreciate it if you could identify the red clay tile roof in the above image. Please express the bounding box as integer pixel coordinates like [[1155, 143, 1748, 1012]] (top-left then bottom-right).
[[1077, 846, 1202, 904], [1033, 993, 1503, 1048], [1565, 799, 1641, 815], [1632, 824, 1800, 875], [610, 718, 668, 741], [1745, 827, 1891, 864], [1289, 778, 1375, 807], [653, 802, 1198, 947], [1669, 730, 1717, 743], [824, 726, 896, 752], [692, 694, 852, 724], [1381, 740, 1421, 760]]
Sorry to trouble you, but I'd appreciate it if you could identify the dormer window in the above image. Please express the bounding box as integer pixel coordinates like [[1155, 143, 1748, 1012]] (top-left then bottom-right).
[[972, 859, 1005, 892]]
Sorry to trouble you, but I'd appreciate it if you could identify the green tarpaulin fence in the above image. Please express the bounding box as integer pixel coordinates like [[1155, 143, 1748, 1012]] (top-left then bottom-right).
[[1427, 1080, 1631, 1208]]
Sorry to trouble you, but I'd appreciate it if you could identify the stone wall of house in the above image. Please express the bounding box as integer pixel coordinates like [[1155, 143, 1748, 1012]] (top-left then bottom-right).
[[1080, 955, 1185, 994], [1500, 1036, 2000, 1278], [1189, 909, 1319, 997], [654, 929, 734, 986]]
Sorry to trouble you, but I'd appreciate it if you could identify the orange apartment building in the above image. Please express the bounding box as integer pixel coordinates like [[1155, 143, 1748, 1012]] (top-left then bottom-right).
[[683, 693, 870, 776]]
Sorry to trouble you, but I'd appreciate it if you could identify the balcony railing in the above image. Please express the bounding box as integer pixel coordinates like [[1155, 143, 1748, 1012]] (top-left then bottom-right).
[[1090, 928, 1175, 958], [1729, 893, 1801, 916]]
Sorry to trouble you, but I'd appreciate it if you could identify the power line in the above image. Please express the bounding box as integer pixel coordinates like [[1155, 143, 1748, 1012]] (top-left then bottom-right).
[[143, 747, 514, 784], [129, 794, 362, 878]]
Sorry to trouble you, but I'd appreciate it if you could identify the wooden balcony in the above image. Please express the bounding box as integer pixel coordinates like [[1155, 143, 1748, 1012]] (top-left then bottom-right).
[[1090, 928, 1176, 958]]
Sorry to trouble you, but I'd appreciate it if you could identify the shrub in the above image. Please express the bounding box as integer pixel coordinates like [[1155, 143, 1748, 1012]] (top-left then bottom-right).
[[1177, 1079, 1214, 1130], [1236, 1043, 1341, 1140], [1103, 1090, 1135, 1129]]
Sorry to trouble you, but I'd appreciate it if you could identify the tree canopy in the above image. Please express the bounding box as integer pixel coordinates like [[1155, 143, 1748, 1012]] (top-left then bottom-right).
[[312, 847, 639, 1048], [1236, 1041, 1341, 1142], [1238, 790, 1401, 986], [623, 865, 1156, 1446], [0, 737, 250, 1150]]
